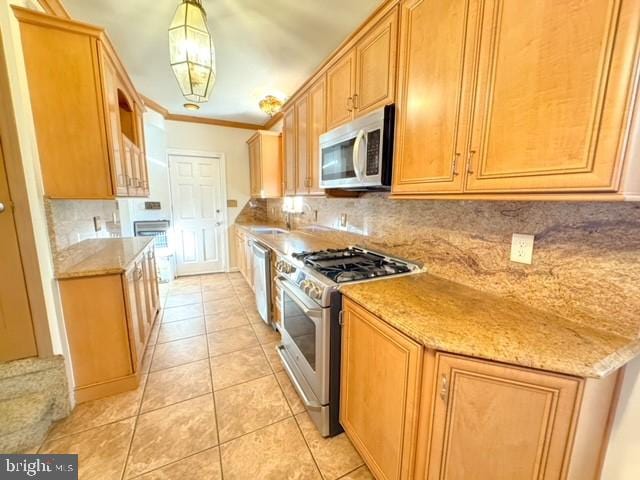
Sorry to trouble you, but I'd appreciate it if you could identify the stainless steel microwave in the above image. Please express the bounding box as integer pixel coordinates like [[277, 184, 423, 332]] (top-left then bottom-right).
[[319, 104, 395, 190]]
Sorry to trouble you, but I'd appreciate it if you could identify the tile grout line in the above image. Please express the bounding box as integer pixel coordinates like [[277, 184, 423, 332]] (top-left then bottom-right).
[[202, 280, 226, 480], [292, 411, 325, 478]]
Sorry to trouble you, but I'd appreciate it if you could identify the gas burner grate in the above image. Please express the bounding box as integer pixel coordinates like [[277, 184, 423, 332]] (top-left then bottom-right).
[[292, 247, 412, 283]]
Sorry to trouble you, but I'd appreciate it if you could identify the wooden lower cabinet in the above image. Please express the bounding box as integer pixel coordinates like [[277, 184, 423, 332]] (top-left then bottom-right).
[[341, 299, 622, 480], [58, 243, 160, 403], [341, 298, 423, 480], [234, 228, 254, 290]]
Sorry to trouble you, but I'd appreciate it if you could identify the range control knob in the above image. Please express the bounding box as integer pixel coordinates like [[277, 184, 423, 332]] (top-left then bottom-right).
[[300, 280, 323, 301], [276, 260, 296, 275]]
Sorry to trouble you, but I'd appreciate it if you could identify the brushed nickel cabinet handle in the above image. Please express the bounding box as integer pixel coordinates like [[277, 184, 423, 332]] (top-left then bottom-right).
[[353, 93, 359, 110], [346, 96, 353, 112], [453, 153, 461, 176], [440, 374, 449, 403], [467, 150, 477, 175]]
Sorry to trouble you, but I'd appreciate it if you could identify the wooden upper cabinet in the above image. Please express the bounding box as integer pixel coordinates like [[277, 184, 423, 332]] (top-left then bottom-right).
[[247, 130, 282, 198], [308, 76, 327, 195], [18, 15, 113, 199], [354, 6, 398, 117], [326, 51, 356, 131], [282, 107, 297, 195], [14, 7, 148, 199], [393, 0, 477, 194], [295, 95, 310, 193], [248, 135, 262, 197], [427, 353, 582, 480], [465, 0, 640, 194], [341, 299, 422, 480], [102, 54, 128, 197]]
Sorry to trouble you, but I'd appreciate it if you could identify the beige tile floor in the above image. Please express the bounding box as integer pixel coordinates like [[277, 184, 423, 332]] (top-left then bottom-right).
[[38, 272, 373, 480]]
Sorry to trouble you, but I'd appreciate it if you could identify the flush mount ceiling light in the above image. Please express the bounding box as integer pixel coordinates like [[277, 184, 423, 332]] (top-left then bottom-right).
[[168, 0, 216, 103], [183, 102, 200, 111], [259, 95, 285, 117]]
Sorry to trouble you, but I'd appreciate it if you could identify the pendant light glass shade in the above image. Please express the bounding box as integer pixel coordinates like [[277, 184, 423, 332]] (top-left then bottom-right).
[[168, 0, 216, 103]]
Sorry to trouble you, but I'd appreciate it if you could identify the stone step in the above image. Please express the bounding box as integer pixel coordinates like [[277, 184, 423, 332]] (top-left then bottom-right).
[[0, 356, 71, 453], [0, 392, 53, 437]]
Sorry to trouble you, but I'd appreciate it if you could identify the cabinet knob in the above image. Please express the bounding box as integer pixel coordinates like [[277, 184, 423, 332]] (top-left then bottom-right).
[[0, 202, 5, 213]]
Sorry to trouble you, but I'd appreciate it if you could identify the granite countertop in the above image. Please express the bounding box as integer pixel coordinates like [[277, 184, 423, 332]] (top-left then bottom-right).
[[55, 237, 154, 280], [236, 223, 342, 257], [341, 274, 640, 379]]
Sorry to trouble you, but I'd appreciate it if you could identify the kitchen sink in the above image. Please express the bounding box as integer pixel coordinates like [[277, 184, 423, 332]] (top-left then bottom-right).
[[250, 227, 289, 236]]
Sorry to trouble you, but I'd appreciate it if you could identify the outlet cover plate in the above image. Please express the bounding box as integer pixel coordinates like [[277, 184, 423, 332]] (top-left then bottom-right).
[[511, 234, 535, 264]]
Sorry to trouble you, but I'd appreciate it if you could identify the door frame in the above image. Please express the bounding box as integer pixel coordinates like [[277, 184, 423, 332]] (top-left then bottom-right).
[[0, 31, 52, 357], [167, 148, 230, 275]]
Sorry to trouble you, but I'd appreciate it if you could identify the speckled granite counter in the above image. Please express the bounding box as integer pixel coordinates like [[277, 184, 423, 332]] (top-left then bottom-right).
[[341, 274, 640, 379], [54, 237, 154, 279], [236, 223, 342, 257]]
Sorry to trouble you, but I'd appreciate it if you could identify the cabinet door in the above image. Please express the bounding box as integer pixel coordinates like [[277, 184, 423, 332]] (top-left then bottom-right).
[[101, 54, 128, 196], [341, 299, 423, 480], [282, 107, 297, 195], [428, 353, 581, 480], [244, 238, 254, 289], [248, 136, 262, 197], [18, 20, 113, 199], [121, 137, 135, 196], [147, 249, 159, 318], [393, 0, 478, 194], [465, 0, 640, 193], [124, 268, 144, 369], [354, 6, 398, 117], [326, 51, 356, 130], [235, 233, 245, 276], [141, 253, 154, 329], [134, 261, 149, 344], [308, 76, 326, 195], [295, 94, 310, 194]]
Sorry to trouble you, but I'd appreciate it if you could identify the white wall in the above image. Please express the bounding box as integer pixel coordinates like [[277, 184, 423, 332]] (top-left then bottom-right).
[[1, 0, 73, 383], [120, 115, 253, 270], [601, 359, 640, 479]]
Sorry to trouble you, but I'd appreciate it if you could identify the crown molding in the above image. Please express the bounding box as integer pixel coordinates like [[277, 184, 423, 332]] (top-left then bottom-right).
[[141, 95, 264, 131], [36, 0, 70, 19], [263, 112, 284, 131]]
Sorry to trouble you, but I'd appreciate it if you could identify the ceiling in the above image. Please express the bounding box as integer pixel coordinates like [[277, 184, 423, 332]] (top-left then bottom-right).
[[63, 0, 382, 124]]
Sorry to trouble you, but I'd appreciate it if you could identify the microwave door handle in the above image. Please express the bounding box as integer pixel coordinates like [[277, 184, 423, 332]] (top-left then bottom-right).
[[353, 129, 366, 181]]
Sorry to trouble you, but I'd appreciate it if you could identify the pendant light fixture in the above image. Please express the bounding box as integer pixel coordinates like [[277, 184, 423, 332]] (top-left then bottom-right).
[[168, 0, 216, 103]]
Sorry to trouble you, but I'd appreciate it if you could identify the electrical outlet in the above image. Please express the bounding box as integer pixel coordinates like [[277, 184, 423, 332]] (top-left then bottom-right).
[[340, 213, 348, 228], [510, 234, 535, 264]]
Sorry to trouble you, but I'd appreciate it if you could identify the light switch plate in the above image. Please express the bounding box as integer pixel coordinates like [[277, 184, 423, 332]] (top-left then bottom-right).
[[510, 234, 535, 264], [340, 213, 348, 228]]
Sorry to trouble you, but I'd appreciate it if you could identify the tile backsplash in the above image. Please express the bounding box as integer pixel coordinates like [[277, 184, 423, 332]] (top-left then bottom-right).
[[45, 199, 121, 253], [260, 194, 640, 339]]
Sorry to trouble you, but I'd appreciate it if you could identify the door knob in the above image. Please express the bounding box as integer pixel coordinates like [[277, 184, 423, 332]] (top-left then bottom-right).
[[0, 202, 5, 213]]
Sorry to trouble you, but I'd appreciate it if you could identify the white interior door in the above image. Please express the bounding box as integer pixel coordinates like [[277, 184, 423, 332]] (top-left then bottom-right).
[[169, 153, 227, 276]]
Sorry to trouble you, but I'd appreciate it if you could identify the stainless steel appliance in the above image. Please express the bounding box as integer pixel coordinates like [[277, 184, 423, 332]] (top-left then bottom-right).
[[276, 246, 421, 436], [252, 242, 272, 325], [319, 104, 395, 190]]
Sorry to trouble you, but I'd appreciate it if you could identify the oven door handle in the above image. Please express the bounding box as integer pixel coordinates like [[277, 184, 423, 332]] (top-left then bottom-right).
[[277, 345, 323, 411], [276, 278, 322, 321], [352, 129, 366, 181]]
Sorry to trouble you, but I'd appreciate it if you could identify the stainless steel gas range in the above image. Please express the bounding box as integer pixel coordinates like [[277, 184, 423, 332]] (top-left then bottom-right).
[[275, 246, 422, 437]]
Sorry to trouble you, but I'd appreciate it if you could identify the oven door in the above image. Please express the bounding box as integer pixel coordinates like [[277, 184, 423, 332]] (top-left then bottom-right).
[[277, 278, 329, 405]]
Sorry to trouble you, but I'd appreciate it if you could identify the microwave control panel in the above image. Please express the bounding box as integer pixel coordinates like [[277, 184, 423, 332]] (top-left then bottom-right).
[[366, 129, 381, 176]]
